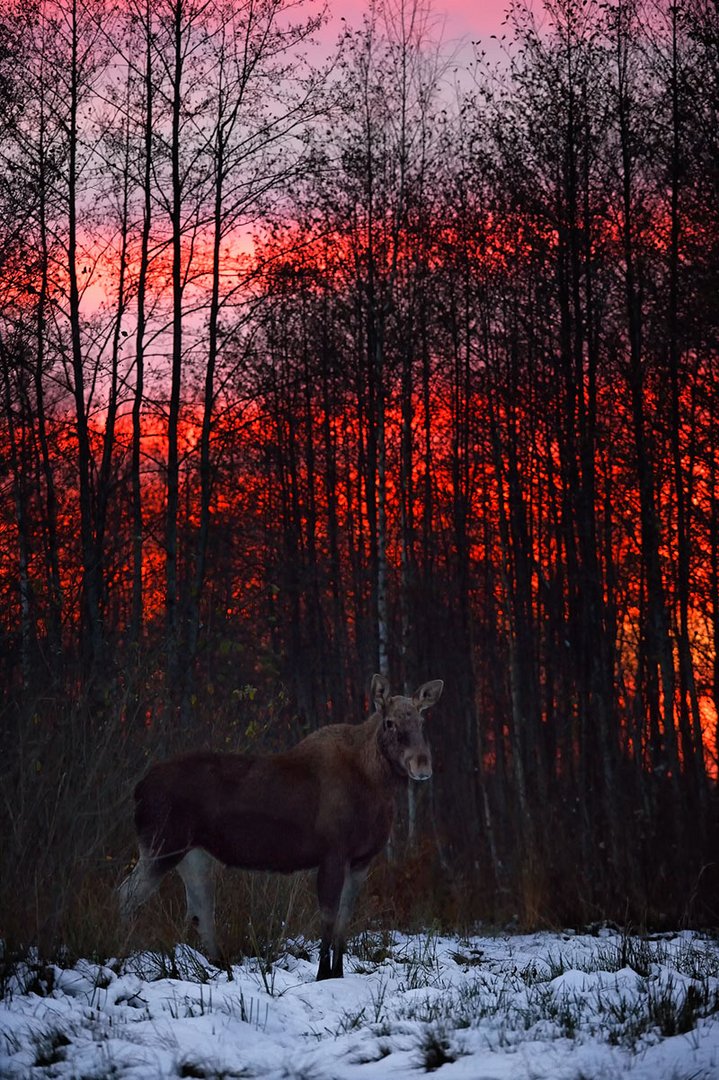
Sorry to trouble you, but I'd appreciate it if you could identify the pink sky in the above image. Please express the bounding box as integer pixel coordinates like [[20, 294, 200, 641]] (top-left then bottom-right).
[[324, 0, 511, 50], [435, 0, 510, 40]]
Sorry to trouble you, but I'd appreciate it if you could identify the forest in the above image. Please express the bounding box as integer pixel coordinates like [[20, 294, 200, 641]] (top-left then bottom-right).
[[0, 0, 718, 956]]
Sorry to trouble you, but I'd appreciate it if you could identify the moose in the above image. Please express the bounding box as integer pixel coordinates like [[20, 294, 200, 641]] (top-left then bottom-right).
[[118, 673, 444, 979]]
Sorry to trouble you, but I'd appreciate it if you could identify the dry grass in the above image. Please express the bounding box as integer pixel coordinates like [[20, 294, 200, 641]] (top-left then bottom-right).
[[0, 690, 387, 965], [3, 684, 712, 970]]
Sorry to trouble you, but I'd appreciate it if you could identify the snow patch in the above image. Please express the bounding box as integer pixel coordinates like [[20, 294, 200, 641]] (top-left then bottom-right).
[[1, 931, 719, 1078]]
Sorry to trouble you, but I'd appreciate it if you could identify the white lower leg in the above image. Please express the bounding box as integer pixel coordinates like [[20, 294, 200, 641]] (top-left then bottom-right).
[[332, 865, 368, 972], [117, 848, 163, 919], [177, 849, 219, 959]]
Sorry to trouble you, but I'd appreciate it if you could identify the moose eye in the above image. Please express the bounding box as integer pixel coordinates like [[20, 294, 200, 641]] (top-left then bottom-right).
[[384, 717, 395, 731]]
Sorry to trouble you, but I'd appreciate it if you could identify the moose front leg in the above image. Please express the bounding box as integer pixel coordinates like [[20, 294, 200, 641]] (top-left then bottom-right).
[[316, 856, 348, 980], [330, 862, 369, 979]]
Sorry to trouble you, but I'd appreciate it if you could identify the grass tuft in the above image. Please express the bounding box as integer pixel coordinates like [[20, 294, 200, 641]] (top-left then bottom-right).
[[32, 1027, 71, 1067], [417, 1024, 463, 1072], [177, 1060, 253, 1079]]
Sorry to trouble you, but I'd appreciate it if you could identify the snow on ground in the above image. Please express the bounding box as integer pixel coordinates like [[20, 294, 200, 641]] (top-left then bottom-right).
[[2, 929, 719, 1078]]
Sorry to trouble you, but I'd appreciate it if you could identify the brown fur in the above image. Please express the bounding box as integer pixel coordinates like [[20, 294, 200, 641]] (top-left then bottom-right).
[[118, 674, 443, 979]]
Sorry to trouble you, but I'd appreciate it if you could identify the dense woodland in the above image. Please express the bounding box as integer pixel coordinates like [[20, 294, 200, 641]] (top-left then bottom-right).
[[1, 0, 719, 951]]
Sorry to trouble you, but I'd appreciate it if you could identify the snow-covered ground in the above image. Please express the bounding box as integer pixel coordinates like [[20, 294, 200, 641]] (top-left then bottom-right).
[[2, 929, 719, 1078]]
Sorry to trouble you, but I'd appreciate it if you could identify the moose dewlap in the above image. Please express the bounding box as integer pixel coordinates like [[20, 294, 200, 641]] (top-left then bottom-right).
[[118, 673, 444, 980]]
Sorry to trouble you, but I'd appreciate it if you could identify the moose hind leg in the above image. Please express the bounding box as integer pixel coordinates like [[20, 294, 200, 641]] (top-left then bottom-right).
[[176, 849, 219, 960]]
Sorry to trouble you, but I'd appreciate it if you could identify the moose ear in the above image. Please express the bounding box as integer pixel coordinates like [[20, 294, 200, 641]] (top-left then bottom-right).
[[371, 673, 392, 715], [413, 679, 444, 712]]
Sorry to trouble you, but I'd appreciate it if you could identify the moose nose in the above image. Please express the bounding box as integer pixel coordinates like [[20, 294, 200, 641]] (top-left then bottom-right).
[[409, 755, 432, 781]]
